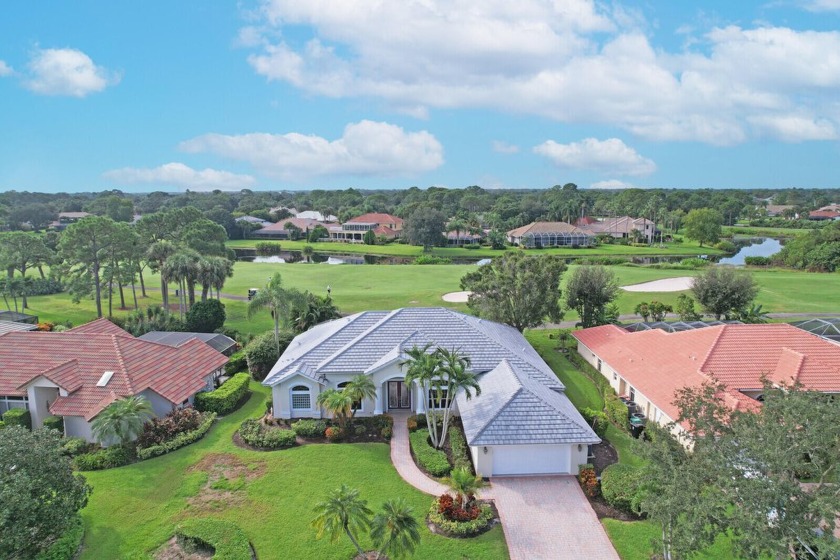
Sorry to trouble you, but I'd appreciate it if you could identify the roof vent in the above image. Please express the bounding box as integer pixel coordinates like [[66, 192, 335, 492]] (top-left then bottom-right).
[[97, 371, 115, 387]]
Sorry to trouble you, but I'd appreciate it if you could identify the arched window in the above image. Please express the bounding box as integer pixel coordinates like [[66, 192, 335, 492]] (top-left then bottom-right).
[[337, 382, 362, 412], [291, 385, 311, 410]]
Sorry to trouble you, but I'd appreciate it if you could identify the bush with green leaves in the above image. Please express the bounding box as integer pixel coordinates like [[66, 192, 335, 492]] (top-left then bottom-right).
[[42, 416, 64, 433], [239, 418, 296, 449], [3, 408, 31, 429], [244, 331, 294, 381], [428, 499, 494, 537], [225, 351, 247, 375], [73, 445, 133, 471], [25, 277, 64, 297], [60, 437, 89, 457], [580, 407, 608, 438], [136, 412, 216, 460], [744, 256, 771, 266], [291, 419, 327, 438], [448, 426, 472, 473], [175, 518, 252, 560], [604, 396, 629, 431], [185, 299, 226, 333], [254, 241, 282, 255], [34, 514, 84, 560], [409, 429, 450, 477], [600, 463, 644, 514], [194, 373, 250, 415], [0, 420, 5, 430]]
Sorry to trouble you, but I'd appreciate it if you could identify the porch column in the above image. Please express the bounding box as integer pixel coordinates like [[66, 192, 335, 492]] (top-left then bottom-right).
[[374, 384, 383, 414], [415, 381, 426, 414]]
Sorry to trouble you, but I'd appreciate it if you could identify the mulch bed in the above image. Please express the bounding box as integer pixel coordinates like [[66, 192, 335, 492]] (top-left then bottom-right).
[[580, 441, 643, 521], [233, 416, 390, 450], [590, 441, 619, 475], [426, 500, 500, 539]]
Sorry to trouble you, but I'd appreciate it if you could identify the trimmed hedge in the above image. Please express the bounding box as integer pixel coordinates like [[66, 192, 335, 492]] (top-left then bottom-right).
[[448, 426, 472, 473], [744, 256, 771, 266], [410, 429, 451, 477], [291, 419, 327, 438], [3, 408, 31, 429], [43, 415, 64, 434], [428, 499, 494, 537], [580, 407, 608, 438], [34, 514, 84, 560], [194, 373, 250, 415], [601, 463, 643, 513], [239, 418, 296, 449], [225, 351, 247, 375], [136, 412, 216, 460], [74, 445, 133, 471], [175, 518, 252, 560], [605, 396, 629, 431]]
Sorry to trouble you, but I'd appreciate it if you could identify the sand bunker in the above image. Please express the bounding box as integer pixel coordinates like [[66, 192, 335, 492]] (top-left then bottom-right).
[[442, 291, 472, 303], [620, 277, 694, 292]]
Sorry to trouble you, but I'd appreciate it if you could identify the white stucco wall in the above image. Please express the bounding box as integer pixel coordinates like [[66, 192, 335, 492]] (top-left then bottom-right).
[[64, 416, 95, 442], [25, 377, 61, 429], [139, 389, 176, 418]]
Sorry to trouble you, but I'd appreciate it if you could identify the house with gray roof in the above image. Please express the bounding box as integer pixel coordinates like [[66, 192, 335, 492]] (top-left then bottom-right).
[[263, 307, 599, 476]]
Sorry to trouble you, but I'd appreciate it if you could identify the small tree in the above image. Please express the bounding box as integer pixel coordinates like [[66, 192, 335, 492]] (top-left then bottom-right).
[[247, 273, 304, 352], [0, 426, 92, 558], [403, 207, 446, 252], [565, 266, 619, 328], [245, 330, 294, 381], [316, 389, 354, 429], [634, 302, 651, 322], [302, 244, 314, 263], [363, 229, 377, 245], [91, 395, 154, 446], [675, 294, 701, 321], [691, 266, 758, 320], [312, 485, 373, 557], [683, 208, 723, 247], [185, 298, 226, 333], [345, 375, 377, 418], [370, 498, 421, 559], [444, 467, 485, 509], [648, 301, 672, 321]]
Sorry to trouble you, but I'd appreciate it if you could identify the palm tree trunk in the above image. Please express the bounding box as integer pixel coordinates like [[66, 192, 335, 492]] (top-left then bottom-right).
[[93, 262, 103, 318], [160, 267, 168, 309], [187, 281, 196, 307], [108, 276, 114, 317], [131, 277, 138, 310], [201, 284, 209, 301], [273, 312, 280, 352], [344, 526, 365, 555]]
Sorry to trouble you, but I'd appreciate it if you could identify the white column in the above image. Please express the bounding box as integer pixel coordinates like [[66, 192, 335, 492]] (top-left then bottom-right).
[[374, 385, 383, 414], [415, 381, 426, 414]]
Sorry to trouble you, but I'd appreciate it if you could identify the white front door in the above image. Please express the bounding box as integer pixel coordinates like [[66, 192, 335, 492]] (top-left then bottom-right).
[[491, 444, 572, 475]]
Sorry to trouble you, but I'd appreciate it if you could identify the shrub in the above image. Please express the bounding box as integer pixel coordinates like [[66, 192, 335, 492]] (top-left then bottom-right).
[[715, 240, 737, 253], [60, 437, 89, 457], [580, 407, 608, 438], [354, 424, 366, 436], [0, 420, 5, 430], [43, 415, 64, 434], [255, 241, 282, 255], [292, 419, 326, 438], [604, 396, 629, 431], [3, 408, 31, 429], [678, 257, 709, 269], [436, 493, 480, 521], [245, 331, 293, 381], [600, 463, 643, 514], [239, 418, 296, 449], [415, 255, 452, 265], [265, 397, 273, 413], [175, 518, 252, 560], [25, 278, 63, 297], [409, 429, 450, 477], [380, 426, 392, 440], [407, 418, 418, 432], [136, 407, 204, 448], [744, 256, 771, 266], [185, 299, 226, 333], [37, 321, 56, 332], [448, 426, 472, 472], [34, 514, 84, 560], [373, 414, 393, 430], [428, 498, 494, 537], [578, 463, 599, 498], [73, 445, 133, 471], [225, 351, 247, 375], [194, 373, 250, 415], [136, 413, 216, 460], [325, 426, 344, 442]]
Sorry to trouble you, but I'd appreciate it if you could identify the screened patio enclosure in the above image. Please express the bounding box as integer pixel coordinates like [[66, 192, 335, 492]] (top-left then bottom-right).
[[792, 318, 840, 343], [520, 231, 594, 248]]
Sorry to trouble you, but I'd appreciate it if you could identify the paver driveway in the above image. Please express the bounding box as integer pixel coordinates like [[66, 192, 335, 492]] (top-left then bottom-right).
[[491, 476, 619, 560]]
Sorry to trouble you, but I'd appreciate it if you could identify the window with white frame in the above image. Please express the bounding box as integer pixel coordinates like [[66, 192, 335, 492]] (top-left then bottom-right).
[[291, 385, 311, 410], [0, 395, 28, 415], [337, 382, 362, 412], [427, 388, 449, 409]]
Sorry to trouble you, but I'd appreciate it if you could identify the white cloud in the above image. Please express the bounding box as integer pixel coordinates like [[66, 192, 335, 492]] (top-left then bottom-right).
[[103, 163, 256, 191], [533, 138, 656, 176], [25, 48, 119, 97], [0, 60, 12, 77], [801, 0, 840, 11], [589, 179, 634, 189], [243, 2, 840, 144], [492, 141, 520, 154], [179, 120, 444, 179], [748, 114, 837, 142]]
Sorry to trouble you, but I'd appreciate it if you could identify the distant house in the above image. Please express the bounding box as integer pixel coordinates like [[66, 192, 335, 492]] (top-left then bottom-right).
[[579, 216, 657, 243], [235, 215, 273, 229], [573, 323, 840, 440], [250, 217, 330, 240], [329, 213, 404, 243], [0, 310, 38, 324], [296, 210, 338, 222], [0, 318, 228, 442], [808, 210, 840, 221], [138, 331, 238, 356], [506, 221, 595, 247], [50, 211, 91, 231], [765, 204, 797, 218], [445, 230, 483, 245]]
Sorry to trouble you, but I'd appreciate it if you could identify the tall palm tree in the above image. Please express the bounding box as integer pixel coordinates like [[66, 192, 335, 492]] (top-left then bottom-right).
[[197, 256, 234, 301], [146, 240, 176, 309], [162, 251, 199, 320], [370, 498, 421, 559], [316, 389, 354, 429], [444, 467, 485, 509], [447, 218, 468, 246], [312, 485, 372, 556], [247, 273, 303, 352], [210, 256, 234, 299], [400, 344, 443, 448], [91, 395, 154, 447], [345, 375, 377, 419], [435, 347, 481, 448], [302, 244, 314, 263]]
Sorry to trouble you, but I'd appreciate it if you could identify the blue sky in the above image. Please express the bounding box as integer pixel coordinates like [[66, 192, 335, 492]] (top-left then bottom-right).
[[1, 0, 840, 193]]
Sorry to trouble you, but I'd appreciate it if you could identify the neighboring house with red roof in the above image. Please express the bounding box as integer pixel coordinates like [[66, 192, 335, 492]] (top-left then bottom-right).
[[808, 210, 840, 221], [329, 213, 404, 242], [249, 217, 330, 240], [578, 216, 657, 243], [573, 323, 840, 438], [506, 221, 595, 247], [0, 318, 228, 442]]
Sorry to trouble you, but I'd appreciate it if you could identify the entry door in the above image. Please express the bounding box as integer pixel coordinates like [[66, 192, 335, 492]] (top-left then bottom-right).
[[388, 381, 411, 409]]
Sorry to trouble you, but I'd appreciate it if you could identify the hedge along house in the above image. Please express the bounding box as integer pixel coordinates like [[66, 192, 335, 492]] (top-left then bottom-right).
[[573, 323, 840, 440], [0, 318, 228, 442], [263, 307, 599, 476], [506, 221, 595, 248]]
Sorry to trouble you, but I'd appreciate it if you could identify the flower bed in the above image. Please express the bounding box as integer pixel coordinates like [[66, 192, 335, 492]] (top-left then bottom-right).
[[136, 412, 217, 460], [427, 495, 496, 538], [74, 445, 134, 471], [238, 418, 296, 450]]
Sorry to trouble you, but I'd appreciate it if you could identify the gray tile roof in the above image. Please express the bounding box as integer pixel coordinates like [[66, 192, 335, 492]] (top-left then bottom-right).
[[458, 360, 600, 446], [0, 321, 38, 335], [137, 331, 237, 354]]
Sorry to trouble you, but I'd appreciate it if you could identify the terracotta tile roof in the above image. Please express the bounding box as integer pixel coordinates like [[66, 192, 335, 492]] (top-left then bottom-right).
[[346, 213, 403, 226], [68, 317, 132, 336], [372, 225, 399, 237], [809, 210, 840, 219], [1, 331, 228, 420], [507, 221, 590, 237], [256, 217, 329, 232], [573, 324, 840, 422]]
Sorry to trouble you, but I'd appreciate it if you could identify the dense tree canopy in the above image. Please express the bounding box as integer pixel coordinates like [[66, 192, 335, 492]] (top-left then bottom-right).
[[683, 208, 724, 247], [691, 266, 759, 319], [403, 207, 447, 251], [565, 265, 620, 328]]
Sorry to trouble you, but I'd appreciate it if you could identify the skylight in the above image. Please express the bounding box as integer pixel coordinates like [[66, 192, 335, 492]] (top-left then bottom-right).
[[97, 371, 114, 387]]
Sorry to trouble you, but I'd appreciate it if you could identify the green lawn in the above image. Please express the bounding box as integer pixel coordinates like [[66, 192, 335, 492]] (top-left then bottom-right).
[[227, 238, 723, 258], [722, 225, 813, 238], [80, 385, 508, 559]]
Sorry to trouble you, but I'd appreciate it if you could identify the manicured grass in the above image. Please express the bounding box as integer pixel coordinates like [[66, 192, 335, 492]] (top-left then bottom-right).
[[227, 238, 723, 258], [80, 385, 508, 559], [603, 519, 739, 560], [723, 225, 812, 238]]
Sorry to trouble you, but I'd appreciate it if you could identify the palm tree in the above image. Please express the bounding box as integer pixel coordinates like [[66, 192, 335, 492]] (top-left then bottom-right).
[[162, 251, 199, 320], [312, 485, 373, 557], [247, 273, 303, 352], [738, 303, 770, 324], [370, 498, 421, 559], [210, 256, 234, 299], [444, 467, 485, 510], [317, 389, 354, 429], [447, 218, 468, 246], [400, 344, 442, 448], [302, 244, 314, 263], [91, 395, 154, 447], [196, 256, 231, 301], [146, 240, 176, 309], [345, 375, 377, 419], [435, 347, 480, 448]]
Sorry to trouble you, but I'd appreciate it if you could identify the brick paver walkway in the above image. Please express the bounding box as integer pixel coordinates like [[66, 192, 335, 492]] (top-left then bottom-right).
[[491, 476, 620, 560], [388, 411, 449, 496]]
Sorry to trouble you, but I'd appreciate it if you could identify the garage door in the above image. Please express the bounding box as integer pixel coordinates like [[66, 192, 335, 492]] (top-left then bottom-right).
[[491, 444, 572, 476]]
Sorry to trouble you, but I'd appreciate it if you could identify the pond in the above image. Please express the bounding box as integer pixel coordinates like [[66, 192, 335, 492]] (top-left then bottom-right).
[[717, 237, 783, 265]]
